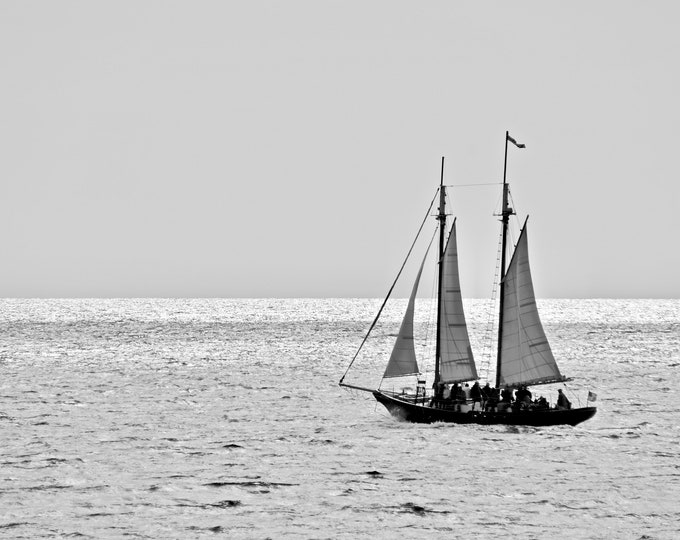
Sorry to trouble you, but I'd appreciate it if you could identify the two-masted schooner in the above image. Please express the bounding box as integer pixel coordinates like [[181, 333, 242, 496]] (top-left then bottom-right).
[[339, 133, 597, 427]]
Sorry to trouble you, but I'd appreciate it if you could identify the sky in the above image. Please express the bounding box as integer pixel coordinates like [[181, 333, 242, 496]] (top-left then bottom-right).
[[0, 1, 678, 298]]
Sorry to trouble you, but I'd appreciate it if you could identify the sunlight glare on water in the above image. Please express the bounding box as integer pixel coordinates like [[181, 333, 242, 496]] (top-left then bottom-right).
[[0, 299, 678, 539]]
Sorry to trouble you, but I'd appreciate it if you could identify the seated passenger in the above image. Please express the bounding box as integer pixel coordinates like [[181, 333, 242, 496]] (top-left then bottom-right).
[[485, 387, 499, 412]]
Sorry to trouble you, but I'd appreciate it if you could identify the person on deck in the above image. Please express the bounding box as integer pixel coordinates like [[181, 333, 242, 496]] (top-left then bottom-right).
[[470, 382, 482, 411], [442, 384, 451, 400], [515, 386, 532, 410], [524, 386, 533, 402], [450, 383, 460, 404], [485, 386, 499, 412], [454, 384, 466, 412], [556, 389, 571, 410], [481, 382, 491, 410], [430, 382, 442, 407], [432, 381, 445, 406], [499, 386, 514, 412]]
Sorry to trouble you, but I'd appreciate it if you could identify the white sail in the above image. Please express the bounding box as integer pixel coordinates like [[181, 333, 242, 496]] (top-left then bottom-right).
[[382, 249, 428, 378], [438, 221, 478, 383], [498, 224, 565, 386]]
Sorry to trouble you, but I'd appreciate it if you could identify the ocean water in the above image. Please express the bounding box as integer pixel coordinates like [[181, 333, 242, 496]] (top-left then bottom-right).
[[1, 298, 679, 539]]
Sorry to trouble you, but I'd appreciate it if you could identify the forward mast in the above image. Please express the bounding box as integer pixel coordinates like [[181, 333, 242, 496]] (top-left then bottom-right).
[[434, 156, 446, 387]]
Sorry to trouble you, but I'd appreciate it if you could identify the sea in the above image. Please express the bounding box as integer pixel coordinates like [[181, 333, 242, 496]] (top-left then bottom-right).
[[1, 298, 678, 539]]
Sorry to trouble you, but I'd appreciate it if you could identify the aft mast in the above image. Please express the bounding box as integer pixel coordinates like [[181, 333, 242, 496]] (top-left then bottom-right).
[[434, 157, 446, 387], [495, 132, 523, 388]]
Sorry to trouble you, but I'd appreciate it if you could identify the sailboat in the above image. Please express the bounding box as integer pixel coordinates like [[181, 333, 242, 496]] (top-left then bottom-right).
[[339, 132, 597, 427]]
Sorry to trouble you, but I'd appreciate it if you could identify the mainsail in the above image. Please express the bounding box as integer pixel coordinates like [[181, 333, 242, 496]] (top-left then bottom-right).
[[498, 224, 564, 386], [438, 221, 477, 383], [382, 248, 429, 378]]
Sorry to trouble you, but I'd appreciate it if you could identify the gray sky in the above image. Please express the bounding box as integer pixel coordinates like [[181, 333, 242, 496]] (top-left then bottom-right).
[[1, 1, 678, 298]]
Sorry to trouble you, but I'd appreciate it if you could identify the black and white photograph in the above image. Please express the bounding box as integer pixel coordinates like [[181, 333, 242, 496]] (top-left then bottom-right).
[[1, 1, 678, 538]]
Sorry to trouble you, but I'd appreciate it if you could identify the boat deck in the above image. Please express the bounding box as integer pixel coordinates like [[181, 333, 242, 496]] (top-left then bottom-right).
[[374, 391, 596, 427]]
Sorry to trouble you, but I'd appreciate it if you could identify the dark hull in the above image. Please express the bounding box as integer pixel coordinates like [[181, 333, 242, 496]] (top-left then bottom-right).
[[373, 391, 596, 427]]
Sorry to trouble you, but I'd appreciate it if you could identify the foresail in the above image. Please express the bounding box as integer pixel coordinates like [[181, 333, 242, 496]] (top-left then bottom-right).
[[438, 222, 478, 383], [498, 224, 564, 386], [383, 248, 428, 378]]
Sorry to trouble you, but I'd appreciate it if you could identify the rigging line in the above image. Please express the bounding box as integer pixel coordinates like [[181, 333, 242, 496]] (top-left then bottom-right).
[[507, 189, 524, 231], [426, 266, 437, 376], [492, 190, 503, 218], [339, 189, 440, 386], [422, 225, 441, 381], [481, 224, 504, 382], [446, 182, 503, 188]]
